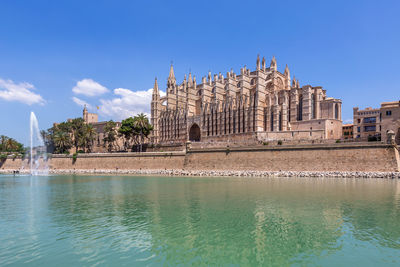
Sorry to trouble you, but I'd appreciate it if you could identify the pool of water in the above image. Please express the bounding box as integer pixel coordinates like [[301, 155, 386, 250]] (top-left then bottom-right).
[[0, 175, 399, 266]]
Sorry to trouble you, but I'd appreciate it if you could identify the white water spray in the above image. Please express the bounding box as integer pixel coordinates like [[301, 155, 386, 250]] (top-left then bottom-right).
[[30, 112, 48, 175]]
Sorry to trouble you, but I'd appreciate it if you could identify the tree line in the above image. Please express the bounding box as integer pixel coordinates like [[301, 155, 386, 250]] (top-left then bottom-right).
[[42, 113, 153, 154], [0, 135, 25, 160]]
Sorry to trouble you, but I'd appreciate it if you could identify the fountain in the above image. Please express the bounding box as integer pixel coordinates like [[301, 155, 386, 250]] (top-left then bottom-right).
[[29, 112, 48, 175]]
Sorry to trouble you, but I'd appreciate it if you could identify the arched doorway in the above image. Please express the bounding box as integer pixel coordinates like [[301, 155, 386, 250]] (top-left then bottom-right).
[[189, 123, 201, 142]]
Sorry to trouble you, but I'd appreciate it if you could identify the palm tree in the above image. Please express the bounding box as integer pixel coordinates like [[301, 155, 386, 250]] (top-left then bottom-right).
[[0, 135, 7, 151], [5, 138, 17, 152], [53, 131, 72, 154], [103, 120, 117, 152], [133, 113, 153, 152], [84, 124, 97, 152]]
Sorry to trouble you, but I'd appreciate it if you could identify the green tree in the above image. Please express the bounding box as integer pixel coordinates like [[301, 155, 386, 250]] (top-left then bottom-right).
[[118, 117, 135, 151], [70, 118, 86, 152], [103, 120, 117, 152], [0, 135, 25, 154], [133, 113, 153, 152], [53, 130, 72, 154], [83, 124, 97, 152]]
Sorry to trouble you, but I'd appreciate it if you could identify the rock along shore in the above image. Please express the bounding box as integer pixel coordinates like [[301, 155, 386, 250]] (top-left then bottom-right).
[[1, 169, 400, 178]]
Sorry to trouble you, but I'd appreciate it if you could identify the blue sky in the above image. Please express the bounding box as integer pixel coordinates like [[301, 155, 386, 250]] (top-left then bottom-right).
[[0, 0, 399, 144]]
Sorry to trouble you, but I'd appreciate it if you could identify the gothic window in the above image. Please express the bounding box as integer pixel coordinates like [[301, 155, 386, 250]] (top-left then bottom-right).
[[224, 110, 227, 134], [311, 93, 315, 119], [229, 108, 231, 134], [335, 104, 339, 119], [298, 95, 303, 121], [271, 111, 274, 131], [211, 110, 214, 136], [238, 108, 241, 133], [237, 82, 241, 88], [233, 110, 236, 133], [207, 116, 210, 136], [243, 108, 246, 132]]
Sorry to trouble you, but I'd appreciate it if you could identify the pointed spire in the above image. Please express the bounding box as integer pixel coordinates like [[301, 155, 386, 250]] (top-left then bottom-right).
[[153, 77, 159, 93], [188, 72, 193, 87], [284, 64, 290, 77], [168, 63, 175, 79], [262, 57, 266, 71], [270, 56, 277, 71], [167, 63, 176, 91], [256, 54, 260, 70], [152, 77, 159, 99], [292, 76, 296, 88]]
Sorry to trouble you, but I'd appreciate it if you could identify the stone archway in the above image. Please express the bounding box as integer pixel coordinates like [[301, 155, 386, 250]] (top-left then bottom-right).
[[189, 123, 201, 142]]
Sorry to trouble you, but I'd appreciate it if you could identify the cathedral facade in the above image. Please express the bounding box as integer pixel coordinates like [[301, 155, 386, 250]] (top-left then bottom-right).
[[151, 56, 342, 145]]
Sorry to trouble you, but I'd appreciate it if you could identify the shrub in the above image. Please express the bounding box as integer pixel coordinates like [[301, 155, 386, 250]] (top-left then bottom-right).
[[368, 136, 378, 142], [0, 153, 7, 161], [77, 150, 85, 153], [72, 152, 78, 164], [277, 140, 283, 145], [263, 142, 269, 146], [336, 139, 341, 143]]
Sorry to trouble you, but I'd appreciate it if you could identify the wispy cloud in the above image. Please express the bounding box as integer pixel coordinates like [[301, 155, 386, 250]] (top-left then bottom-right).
[[72, 96, 93, 109], [0, 78, 45, 105], [343, 119, 353, 124], [98, 88, 165, 121], [72, 78, 109, 97]]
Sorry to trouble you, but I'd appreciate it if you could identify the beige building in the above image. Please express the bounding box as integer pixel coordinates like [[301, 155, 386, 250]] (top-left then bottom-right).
[[151, 55, 342, 145], [342, 124, 353, 140], [353, 101, 400, 144], [380, 101, 400, 144], [353, 107, 381, 140]]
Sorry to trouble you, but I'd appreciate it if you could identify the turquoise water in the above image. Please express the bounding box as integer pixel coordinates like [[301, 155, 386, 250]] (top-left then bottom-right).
[[0, 175, 399, 266]]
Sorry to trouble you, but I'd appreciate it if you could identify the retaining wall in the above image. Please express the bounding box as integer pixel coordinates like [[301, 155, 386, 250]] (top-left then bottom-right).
[[1, 143, 399, 172]]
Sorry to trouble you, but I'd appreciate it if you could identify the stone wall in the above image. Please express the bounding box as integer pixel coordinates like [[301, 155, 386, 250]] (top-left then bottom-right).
[[1, 144, 399, 173], [185, 144, 399, 172]]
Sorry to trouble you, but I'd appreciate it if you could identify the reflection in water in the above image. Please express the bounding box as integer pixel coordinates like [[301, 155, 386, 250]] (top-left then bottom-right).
[[0, 175, 399, 266]]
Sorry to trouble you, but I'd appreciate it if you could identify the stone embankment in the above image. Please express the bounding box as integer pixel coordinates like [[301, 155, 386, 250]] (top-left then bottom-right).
[[1, 169, 399, 178]]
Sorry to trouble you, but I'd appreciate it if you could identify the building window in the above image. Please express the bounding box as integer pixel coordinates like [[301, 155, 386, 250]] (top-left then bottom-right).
[[386, 110, 392, 116], [335, 104, 339, 119], [358, 119, 361, 123], [363, 117, 376, 123], [311, 93, 315, 119], [364, 126, 376, 132], [298, 95, 303, 121], [357, 127, 361, 132]]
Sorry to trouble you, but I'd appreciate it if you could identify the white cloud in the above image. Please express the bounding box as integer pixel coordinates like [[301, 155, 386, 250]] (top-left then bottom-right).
[[0, 78, 45, 105], [98, 88, 165, 121], [72, 96, 93, 109], [72, 78, 109, 97], [343, 119, 353, 124]]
